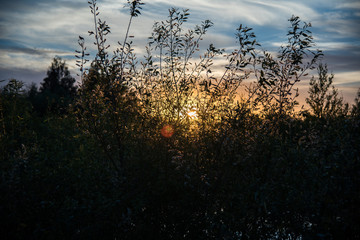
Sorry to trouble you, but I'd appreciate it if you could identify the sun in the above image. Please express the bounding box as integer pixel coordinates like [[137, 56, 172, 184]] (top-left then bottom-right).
[[187, 110, 197, 119]]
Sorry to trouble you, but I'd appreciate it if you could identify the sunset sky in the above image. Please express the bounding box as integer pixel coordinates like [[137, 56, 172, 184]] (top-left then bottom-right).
[[1, 0, 359, 103]]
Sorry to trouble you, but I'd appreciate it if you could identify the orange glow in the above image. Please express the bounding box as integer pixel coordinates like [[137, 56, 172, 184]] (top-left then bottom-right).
[[187, 110, 197, 119], [161, 125, 174, 138]]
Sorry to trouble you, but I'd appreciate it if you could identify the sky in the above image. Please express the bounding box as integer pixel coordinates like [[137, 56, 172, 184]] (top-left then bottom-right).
[[0, 0, 359, 103]]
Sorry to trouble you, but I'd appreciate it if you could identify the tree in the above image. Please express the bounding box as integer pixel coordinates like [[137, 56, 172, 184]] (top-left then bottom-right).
[[252, 16, 323, 118], [40, 57, 77, 96], [75, 0, 144, 178], [351, 88, 360, 118], [306, 64, 349, 119], [0, 79, 32, 154], [39, 57, 77, 114]]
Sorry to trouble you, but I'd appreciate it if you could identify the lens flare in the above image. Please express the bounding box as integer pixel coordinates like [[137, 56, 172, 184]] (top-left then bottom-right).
[[161, 125, 174, 138]]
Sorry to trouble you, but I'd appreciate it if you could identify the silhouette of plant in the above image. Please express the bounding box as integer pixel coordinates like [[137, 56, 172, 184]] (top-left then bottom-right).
[[306, 63, 349, 119], [75, 0, 144, 178], [17, 1, 355, 239], [352, 88, 360, 119], [38, 57, 77, 114], [251, 16, 323, 118]]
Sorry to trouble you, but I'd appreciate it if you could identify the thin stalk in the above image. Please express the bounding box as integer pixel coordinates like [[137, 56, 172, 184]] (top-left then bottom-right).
[[120, 14, 134, 78]]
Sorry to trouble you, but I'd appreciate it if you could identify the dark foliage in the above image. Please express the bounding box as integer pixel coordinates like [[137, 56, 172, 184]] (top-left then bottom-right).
[[32, 57, 77, 115]]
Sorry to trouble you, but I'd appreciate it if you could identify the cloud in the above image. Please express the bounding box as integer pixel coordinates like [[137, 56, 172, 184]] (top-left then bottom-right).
[[0, 39, 73, 57], [332, 71, 360, 103], [0, 38, 77, 85], [144, 0, 318, 29], [332, 71, 360, 87], [0, 48, 69, 71], [314, 12, 360, 39], [0, 0, 320, 62], [0, 0, 359, 97], [0, 66, 45, 86], [336, 1, 360, 10], [0, 0, 49, 12]]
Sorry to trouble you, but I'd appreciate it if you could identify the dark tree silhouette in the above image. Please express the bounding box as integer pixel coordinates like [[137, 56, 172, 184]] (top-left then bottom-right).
[[306, 64, 349, 119], [40, 56, 77, 97], [352, 88, 360, 118], [38, 57, 77, 114]]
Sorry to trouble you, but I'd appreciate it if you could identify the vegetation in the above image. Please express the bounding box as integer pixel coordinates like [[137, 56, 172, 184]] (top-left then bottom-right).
[[0, 1, 359, 239]]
